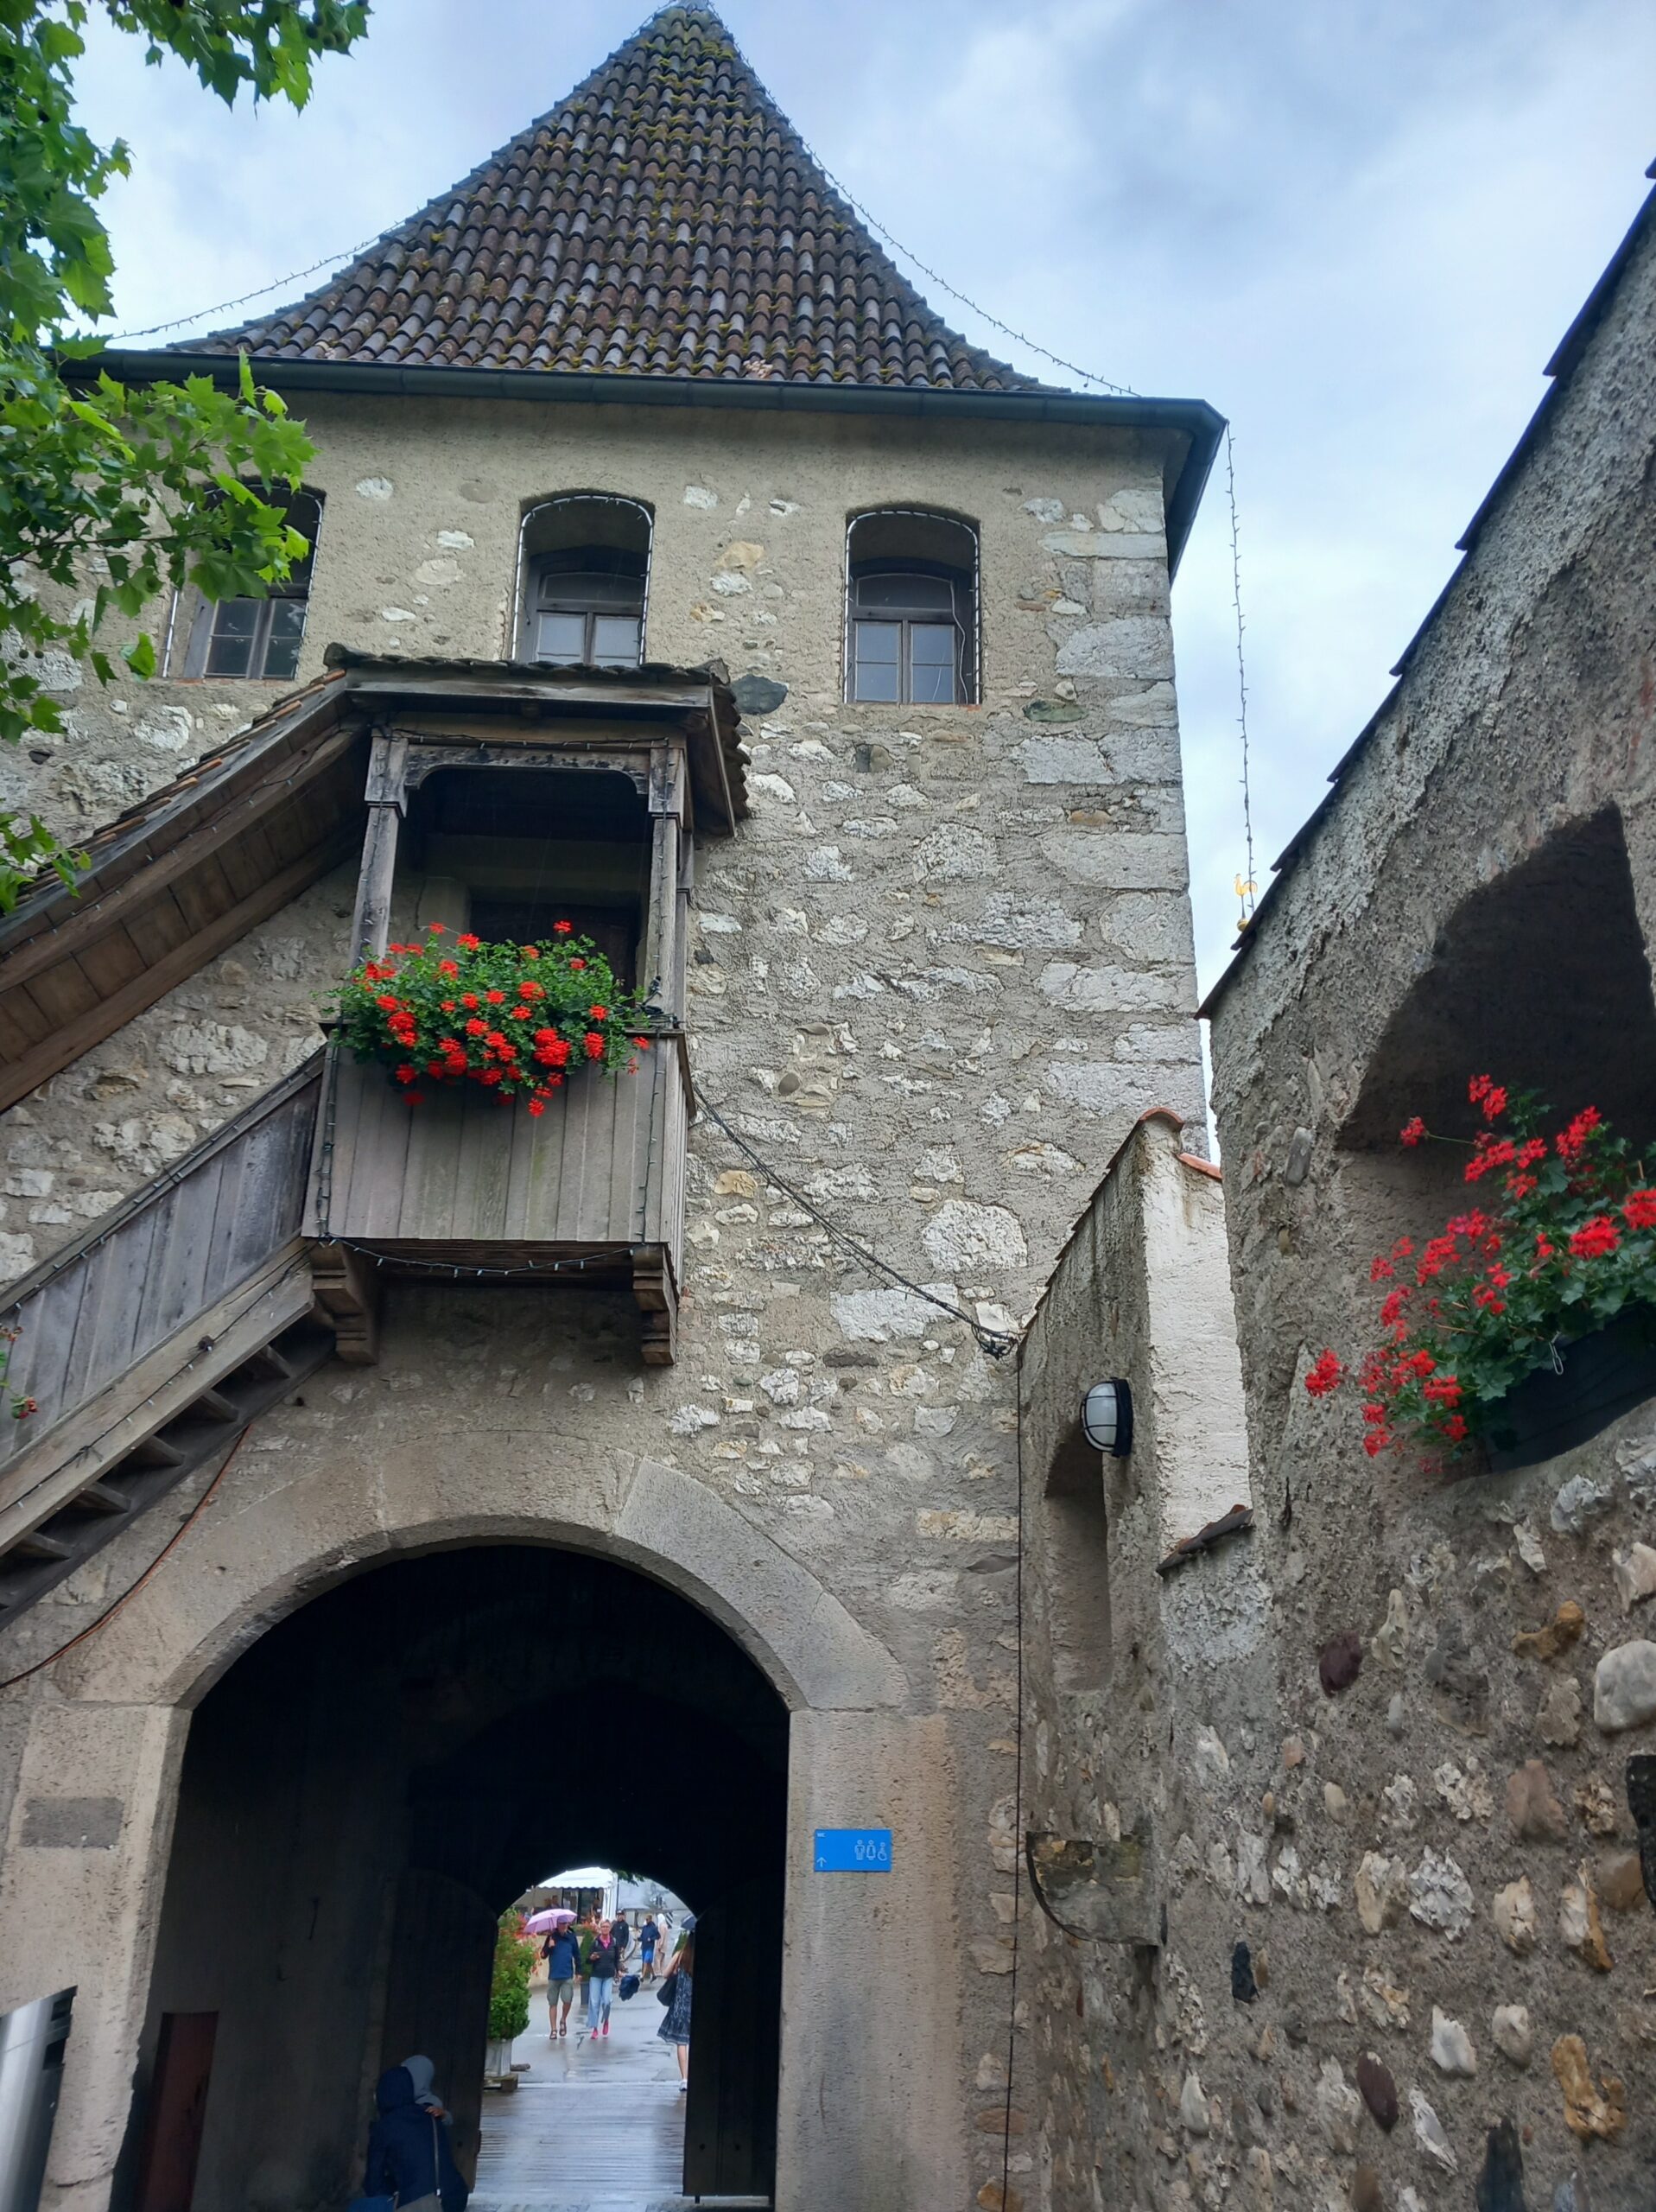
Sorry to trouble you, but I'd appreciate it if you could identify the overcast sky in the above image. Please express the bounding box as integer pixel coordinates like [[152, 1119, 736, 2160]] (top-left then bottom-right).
[[73, 0, 1656, 996]]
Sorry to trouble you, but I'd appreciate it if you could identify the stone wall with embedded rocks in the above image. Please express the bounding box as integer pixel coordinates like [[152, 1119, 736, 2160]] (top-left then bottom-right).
[[0, 397, 1211, 2212], [0, 397, 1205, 1294], [1078, 193, 1656, 2212]]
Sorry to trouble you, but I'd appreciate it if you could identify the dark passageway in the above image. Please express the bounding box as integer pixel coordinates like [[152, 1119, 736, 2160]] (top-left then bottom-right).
[[124, 1547, 787, 2212]]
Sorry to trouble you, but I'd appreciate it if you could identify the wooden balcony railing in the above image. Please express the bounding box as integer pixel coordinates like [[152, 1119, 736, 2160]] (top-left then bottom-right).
[[304, 1032, 690, 1362]]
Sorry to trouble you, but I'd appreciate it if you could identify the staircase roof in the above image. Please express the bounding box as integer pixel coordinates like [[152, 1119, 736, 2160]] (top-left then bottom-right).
[[188, 4, 1041, 393]]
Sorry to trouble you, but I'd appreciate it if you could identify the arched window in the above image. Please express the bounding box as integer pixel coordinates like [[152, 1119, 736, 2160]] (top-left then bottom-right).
[[518, 495, 651, 671], [845, 509, 978, 705], [176, 488, 322, 680]]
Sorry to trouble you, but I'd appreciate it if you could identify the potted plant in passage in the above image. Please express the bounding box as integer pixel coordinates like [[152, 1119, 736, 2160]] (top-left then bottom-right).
[[1306, 1077, 1656, 1469], [336, 920, 653, 1113], [485, 1910, 535, 2081]]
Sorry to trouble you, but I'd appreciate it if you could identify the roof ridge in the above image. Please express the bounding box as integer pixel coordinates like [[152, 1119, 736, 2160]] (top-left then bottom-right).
[[186, 5, 1045, 392]]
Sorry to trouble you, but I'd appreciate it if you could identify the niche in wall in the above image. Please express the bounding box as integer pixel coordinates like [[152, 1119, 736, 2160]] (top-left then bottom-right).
[[1039, 1423, 1113, 1694], [1335, 806, 1656, 1467], [1344, 806, 1656, 1154]]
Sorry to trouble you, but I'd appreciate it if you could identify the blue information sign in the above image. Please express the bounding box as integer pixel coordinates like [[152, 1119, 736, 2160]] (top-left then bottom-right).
[[814, 1827, 893, 1872]]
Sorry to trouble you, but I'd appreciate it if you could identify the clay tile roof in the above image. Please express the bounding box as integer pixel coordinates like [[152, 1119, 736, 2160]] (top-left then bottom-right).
[[189, 3, 1043, 393]]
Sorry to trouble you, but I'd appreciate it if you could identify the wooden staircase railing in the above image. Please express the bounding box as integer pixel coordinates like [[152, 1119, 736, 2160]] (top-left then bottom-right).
[[0, 1058, 332, 1621]]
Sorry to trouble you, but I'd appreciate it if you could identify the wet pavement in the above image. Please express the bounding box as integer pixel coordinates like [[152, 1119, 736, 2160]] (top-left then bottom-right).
[[473, 1974, 713, 2212]]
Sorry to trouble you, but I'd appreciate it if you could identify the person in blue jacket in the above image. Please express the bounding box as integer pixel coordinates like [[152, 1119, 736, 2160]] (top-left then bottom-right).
[[541, 1922, 581, 2038], [363, 2064, 467, 2212]]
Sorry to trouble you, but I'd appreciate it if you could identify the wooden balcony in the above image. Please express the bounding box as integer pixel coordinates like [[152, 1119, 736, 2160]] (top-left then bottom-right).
[[304, 1033, 689, 1362]]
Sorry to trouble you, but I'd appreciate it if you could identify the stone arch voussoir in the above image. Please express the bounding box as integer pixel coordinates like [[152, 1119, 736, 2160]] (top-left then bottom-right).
[[55, 1450, 909, 1718]]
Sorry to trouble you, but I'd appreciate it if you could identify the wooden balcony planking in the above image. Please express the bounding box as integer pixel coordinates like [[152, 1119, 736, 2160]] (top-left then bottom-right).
[[315, 1050, 676, 1250]]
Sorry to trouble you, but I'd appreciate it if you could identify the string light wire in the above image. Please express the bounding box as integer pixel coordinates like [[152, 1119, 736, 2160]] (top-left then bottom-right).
[[1226, 425, 1258, 924], [0, 1427, 253, 1692], [98, 233, 389, 346], [700, 1099, 1018, 1358]]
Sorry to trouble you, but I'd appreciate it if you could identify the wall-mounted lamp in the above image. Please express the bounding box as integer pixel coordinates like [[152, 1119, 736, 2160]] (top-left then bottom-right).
[[1081, 1378, 1133, 1458]]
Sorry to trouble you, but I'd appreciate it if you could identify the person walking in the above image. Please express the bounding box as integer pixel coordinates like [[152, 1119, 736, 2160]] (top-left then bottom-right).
[[585, 1918, 621, 2038], [540, 1922, 581, 2039], [656, 1926, 694, 2093], [638, 1916, 660, 1983], [362, 2064, 468, 2211]]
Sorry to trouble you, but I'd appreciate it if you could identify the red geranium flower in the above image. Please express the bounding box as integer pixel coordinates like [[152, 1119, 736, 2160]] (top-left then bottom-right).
[[458, 933, 482, 950], [584, 1031, 606, 1061], [1570, 1215, 1621, 1260], [1558, 1107, 1602, 1162], [1304, 1348, 1343, 1398], [1624, 1190, 1656, 1230], [1399, 1116, 1427, 1147], [554, 920, 574, 934]]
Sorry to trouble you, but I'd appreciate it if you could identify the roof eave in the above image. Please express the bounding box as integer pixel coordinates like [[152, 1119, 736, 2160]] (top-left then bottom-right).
[[70, 351, 1226, 575]]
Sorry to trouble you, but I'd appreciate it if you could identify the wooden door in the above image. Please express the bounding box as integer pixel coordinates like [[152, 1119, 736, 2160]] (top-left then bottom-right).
[[378, 1871, 497, 2183], [132, 2012, 218, 2212], [682, 1874, 783, 2202]]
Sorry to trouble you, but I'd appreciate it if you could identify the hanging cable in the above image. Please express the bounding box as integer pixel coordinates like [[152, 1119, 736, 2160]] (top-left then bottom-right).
[[1000, 1387, 1027, 2209], [1226, 425, 1258, 928], [700, 1098, 1018, 1357], [0, 1427, 252, 1693], [97, 233, 390, 345]]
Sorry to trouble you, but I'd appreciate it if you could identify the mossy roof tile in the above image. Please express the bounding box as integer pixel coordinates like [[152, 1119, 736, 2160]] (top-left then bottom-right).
[[188, 3, 1041, 392]]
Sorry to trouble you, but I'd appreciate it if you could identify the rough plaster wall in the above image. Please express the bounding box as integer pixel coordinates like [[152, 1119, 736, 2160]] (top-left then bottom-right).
[[1175, 214, 1656, 2211], [0, 404, 1209, 2212], [1020, 1120, 1272, 2212]]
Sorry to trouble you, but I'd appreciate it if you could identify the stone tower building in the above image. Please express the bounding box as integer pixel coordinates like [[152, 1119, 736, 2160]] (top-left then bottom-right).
[[0, 10, 1220, 2210]]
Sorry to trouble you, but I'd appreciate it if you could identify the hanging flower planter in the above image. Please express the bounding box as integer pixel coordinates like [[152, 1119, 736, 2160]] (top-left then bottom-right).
[[335, 922, 653, 1117], [1306, 1077, 1656, 1463]]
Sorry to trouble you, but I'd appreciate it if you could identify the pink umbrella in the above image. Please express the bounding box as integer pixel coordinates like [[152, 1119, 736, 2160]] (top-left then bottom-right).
[[523, 1907, 577, 1935]]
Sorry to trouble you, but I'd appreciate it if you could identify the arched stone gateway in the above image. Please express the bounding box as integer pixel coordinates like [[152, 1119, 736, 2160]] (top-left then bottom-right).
[[143, 1546, 790, 2208], [0, 1426, 965, 2212]]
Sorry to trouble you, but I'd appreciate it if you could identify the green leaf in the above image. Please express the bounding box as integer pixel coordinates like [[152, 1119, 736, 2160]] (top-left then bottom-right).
[[123, 631, 156, 679]]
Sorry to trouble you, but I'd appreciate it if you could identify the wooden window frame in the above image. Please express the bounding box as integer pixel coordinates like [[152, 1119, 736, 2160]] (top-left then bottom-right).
[[516, 496, 653, 670], [175, 489, 323, 681], [847, 562, 975, 706], [843, 511, 980, 706]]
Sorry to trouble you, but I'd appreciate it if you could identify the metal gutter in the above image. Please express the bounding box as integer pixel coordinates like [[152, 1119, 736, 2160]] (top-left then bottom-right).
[[1199, 170, 1656, 1022], [68, 350, 1226, 577]]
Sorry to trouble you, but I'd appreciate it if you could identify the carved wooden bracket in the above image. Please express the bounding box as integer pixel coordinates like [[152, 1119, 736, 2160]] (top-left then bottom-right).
[[631, 1246, 679, 1366], [310, 1241, 381, 1365]]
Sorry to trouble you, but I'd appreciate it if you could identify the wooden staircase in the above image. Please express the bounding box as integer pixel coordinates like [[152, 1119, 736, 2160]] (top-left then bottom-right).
[[0, 1058, 334, 1622]]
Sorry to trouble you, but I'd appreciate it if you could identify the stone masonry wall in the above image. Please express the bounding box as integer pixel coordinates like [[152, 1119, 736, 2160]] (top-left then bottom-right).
[[0, 397, 1209, 2212], [1148, 197, 1656, 2212]]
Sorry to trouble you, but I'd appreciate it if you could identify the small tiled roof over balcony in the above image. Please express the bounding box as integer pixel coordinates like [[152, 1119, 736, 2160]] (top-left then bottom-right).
[[192, 3, 1042, 391]]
